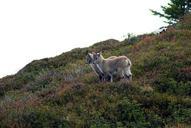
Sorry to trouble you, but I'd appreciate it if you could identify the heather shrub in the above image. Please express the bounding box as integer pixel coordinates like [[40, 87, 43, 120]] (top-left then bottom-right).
[[89, 118, 111, 128], [176, 14, 191, 30], [154, 76, 191, 96], [115, 98, 149, 127], [18, 110, 70, 128], [0, 86, 5, 97]]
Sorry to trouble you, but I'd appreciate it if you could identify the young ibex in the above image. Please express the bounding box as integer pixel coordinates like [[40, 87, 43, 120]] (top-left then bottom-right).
[[93, 52, 132, 82], [86, 52, 116, 81]]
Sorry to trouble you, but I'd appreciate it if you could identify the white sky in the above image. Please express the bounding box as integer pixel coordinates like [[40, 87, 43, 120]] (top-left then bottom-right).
[[0, 0, 169, 78]]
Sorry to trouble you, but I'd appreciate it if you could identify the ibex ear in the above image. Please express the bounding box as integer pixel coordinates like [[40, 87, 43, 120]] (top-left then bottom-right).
[[128, 60, 132, 66], [97, 52, 100, 57], [97, 51, 102, 55], [88, 53, 93, 57]]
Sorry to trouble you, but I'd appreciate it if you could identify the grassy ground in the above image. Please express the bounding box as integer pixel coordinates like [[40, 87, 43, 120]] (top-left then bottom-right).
[[0, 15, 191, 128]]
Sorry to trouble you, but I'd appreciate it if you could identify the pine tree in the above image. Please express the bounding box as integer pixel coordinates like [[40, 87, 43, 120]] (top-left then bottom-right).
[[151, 0, 191, 24]]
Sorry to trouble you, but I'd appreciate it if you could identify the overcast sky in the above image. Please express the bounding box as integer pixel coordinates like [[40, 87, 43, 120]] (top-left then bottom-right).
[[0, 0, 169, 78]]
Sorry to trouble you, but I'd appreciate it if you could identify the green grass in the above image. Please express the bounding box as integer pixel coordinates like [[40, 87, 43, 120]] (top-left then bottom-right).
[[0, 14, 191, 128]]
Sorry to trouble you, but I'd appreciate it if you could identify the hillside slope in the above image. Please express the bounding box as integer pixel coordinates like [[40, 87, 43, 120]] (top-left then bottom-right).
[[0, 15, 191, 128]]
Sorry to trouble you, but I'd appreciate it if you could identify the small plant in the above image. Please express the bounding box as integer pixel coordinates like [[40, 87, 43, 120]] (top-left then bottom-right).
[[19, 109, 70, 128], [115, 98, 149, 127]]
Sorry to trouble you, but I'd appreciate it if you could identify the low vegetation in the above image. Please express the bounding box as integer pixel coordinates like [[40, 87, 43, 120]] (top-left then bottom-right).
[[0, 14, 191, 128]]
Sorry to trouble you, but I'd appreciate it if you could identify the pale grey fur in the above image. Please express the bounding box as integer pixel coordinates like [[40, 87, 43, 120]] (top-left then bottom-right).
[[93, 53, 132, 82], [86, 53, 116, 81]]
